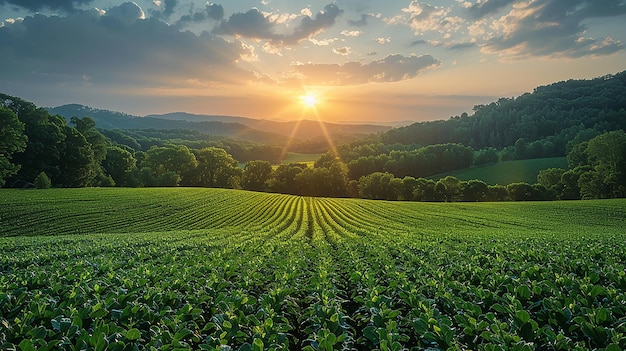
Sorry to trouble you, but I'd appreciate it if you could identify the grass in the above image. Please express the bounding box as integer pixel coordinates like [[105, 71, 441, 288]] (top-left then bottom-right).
[[1, 188, 625, 350], [431, 157, 569, 185], [281, 152, 322, 165]]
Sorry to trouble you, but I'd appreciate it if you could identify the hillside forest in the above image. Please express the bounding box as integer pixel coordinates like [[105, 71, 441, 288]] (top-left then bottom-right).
[[1, 72, 625, 201]]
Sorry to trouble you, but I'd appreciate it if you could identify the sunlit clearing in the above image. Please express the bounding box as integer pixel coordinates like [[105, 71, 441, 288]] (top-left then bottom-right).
[[302, 94, 318, 108]]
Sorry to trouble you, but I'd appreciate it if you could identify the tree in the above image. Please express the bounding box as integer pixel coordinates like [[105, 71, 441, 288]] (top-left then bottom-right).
[[413, 178, 437, 201], [463, 180, 488, 201], [438, 176, 463, 202], [507, 182, 535, 201], [0, 107, 27, 186], [585, 131, 626, 197], [34, 172, 51, 189], [143, 145, 197, 185], [266, 163, 306, 194], [537, 168, 566, 197], [103, 146, 137, 186], [241, 160, 273, 191], [193, 147, 241, 188], [358, 172, 395, 200], [8, 106, 66, 186], [487, 184, 509, 201], [57, 126, 96, 187]]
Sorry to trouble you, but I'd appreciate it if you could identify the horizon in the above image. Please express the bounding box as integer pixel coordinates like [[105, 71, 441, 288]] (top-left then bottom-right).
[[1, 0, 625, 123]]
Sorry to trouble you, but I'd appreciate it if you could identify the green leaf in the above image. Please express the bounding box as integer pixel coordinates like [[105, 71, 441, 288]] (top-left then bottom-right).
[[126, 328, 141, 341], [516, 310, 531, 325], [252, 337, 264, 351], [515, 285, 531, 299], [363, 326, 379, 344], [596, 308, 609, 324], [605, 344, 621, 351], [18, 339, 36, 351]]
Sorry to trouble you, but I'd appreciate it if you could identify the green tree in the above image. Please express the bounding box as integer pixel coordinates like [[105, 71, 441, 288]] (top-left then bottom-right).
[[103, 146, 137, 186], [487, 184, 509, 201], [242, 160, 273, 191], [143, 145, 197, 185], [537, 168, 566, 197], [34, 171, 51, 189], [57, 126, 96, 187], [266, 163, 306, 194], [463, 179, 488, 201], [0, 107, 27, 186], [507, 182, 535, 201], [585, 131, 626, 197], [193, 147, 241, 188], [438, 176, 463, 202], [413, 178, 437, 201], [157, 171, 181, 187], [358, 172, 395, 200]]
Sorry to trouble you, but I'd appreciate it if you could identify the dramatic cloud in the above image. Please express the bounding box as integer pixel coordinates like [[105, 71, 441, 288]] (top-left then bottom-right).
[[466, 0, 516, 19], [395, 1, 464, 38], [214, 3, 343, 45], [105, 2, 145, 25], [175, 2, 224, 27], [0, 9, 254, 88], [0, 0, 94, 12], [290, 54, 439, 85], [479, 0, 626, 59]]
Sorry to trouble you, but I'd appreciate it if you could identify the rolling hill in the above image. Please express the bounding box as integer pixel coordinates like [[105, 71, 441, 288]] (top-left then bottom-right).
[[46, 105, 391, 144]]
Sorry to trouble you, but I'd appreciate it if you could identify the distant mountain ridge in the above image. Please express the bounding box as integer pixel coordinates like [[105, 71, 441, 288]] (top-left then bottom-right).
[[47, 105, 391, 144], [145, 112, 392, 140]]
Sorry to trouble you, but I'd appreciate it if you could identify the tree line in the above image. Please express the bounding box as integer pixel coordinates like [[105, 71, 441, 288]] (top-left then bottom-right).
[[381, 71, 626, 158], [2, 92, 624, 201]]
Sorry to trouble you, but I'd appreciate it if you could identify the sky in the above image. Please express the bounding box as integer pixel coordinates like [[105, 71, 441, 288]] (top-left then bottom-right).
[[1, 0, 625, 123]]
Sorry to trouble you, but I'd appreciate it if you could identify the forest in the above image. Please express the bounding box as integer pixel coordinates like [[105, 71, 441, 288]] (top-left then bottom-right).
[[1, 71, 625, 201]]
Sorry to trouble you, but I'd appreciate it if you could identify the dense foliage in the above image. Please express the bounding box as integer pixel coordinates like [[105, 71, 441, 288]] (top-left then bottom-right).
[[1, 188, 625, 350], [381, 71, 626, 155]]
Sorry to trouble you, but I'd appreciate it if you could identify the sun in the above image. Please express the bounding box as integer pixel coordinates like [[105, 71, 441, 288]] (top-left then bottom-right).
[[302, 94, 318, 108]]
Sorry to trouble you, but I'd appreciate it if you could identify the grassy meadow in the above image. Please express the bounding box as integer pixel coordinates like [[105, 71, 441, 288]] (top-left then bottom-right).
[[1, 188, 625, 350], [431, 157, 569, 185]]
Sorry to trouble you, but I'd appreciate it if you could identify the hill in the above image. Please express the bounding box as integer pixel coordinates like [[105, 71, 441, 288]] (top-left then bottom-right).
[[381, 71, 626, 154], [147, 112, 392, 140], [46, 105, 391, 144], [1, 188, 625, 349], [431, 157, 569, 185], [47, 104, 288, 145]]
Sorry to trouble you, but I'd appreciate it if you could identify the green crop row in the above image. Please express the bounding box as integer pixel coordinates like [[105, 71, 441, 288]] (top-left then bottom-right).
[[1, 188, 625, 350]]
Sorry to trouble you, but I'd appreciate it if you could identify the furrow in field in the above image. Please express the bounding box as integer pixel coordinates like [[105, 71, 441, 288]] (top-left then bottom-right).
[[314, 198, 368, 239]]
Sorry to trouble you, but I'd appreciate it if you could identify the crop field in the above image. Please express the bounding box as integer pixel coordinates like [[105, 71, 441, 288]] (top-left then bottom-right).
[[1, 188, 625, 351]]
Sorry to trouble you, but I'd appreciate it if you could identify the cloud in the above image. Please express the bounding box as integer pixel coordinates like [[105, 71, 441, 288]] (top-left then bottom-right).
[[348, 13, 371, 26], [0, 0, 94, 12], [398, 1, 465, 38], [479, 0, 626, 59], [175, 2, 224, 28], [0, 10, 255, 89], [374, 37, 391, 44], [341, 30, 362, 37], [214, 3, 343, 45], [333, 46, 351, 56], [466, 0, 516, 19], [309, 38, 339, 46], [409, 39, 427, 47], [290, 54, 440, 85], [105, 2, 145, 26]]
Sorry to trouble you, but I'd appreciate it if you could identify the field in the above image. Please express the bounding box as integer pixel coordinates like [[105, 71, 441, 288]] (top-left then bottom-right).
[[1, 188, 625, 351], [280, 153, 323, 166], [431, 158, 569, 185]]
